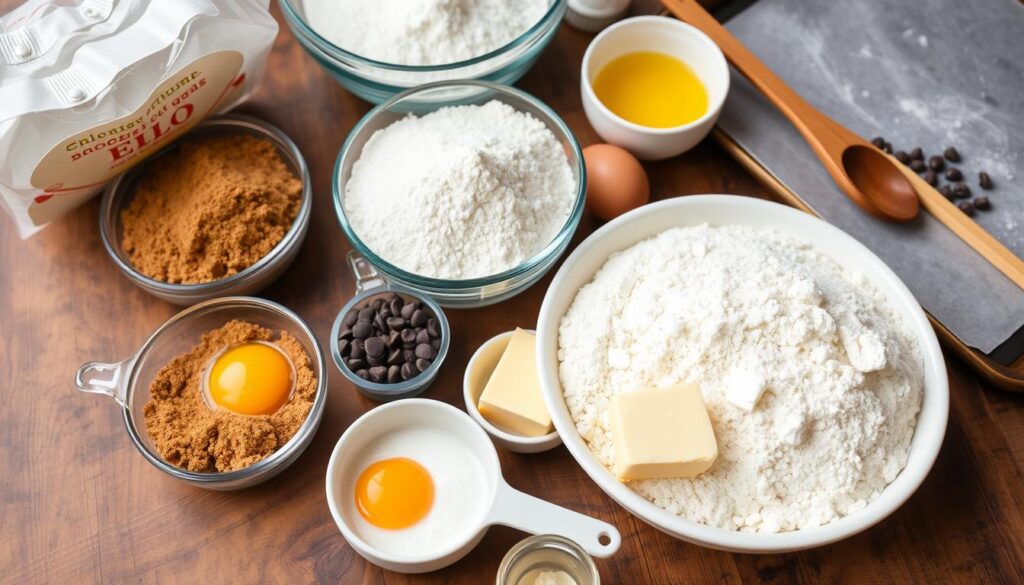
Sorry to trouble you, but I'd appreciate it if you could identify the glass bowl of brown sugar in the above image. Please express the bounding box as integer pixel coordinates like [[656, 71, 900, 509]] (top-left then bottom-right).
[[99, 115, 312, 306], [74, 296, 328, 490]]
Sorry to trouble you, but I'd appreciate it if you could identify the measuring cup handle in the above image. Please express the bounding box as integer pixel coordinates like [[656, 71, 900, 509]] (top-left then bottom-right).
[[347, 250, 386, 292], [75, 358, 130, 407], [487, 481, 621, 558]]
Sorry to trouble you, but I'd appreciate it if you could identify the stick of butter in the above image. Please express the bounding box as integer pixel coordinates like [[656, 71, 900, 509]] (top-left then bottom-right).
[[477, 328, 552, 437], [609, 383, 717, 481]]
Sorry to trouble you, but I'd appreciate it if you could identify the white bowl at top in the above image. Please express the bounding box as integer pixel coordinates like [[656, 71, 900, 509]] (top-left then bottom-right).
[[580, 16, 730, 160], [535, 195, 949, 553]]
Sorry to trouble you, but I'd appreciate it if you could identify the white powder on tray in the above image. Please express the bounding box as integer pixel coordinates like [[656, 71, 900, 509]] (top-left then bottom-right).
[[344, 100, 575, 280], [303, 0, 550, 66], [557, 225, 923, 533]]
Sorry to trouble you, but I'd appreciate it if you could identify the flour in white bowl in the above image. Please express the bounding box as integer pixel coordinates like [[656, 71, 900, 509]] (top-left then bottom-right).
[[557, 225, 923, 533], [302, 0, 551, 66], [344, 100, 576, 280]]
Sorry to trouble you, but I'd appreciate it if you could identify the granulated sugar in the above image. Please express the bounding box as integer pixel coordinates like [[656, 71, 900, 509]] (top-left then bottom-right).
[[557, 225, 923, 533], [303, 0, 550, 66], [344, 101, 575, 280]]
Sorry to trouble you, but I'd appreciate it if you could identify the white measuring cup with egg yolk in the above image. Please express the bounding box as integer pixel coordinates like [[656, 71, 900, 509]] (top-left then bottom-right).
[[325, 398, 621, 573]]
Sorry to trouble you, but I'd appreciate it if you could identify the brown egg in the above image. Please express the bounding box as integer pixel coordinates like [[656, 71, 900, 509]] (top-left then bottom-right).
[[583, 144, 650, 221]]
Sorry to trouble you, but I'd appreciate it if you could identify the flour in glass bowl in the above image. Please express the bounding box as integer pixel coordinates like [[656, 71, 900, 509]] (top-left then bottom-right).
[[557, 225, 924, 533], [302, 0, 551, 66], [344, 101, 576, 280]]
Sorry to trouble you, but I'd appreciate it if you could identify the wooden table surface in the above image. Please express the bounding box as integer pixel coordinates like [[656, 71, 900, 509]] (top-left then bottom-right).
[[3, 2, 1024, 584]]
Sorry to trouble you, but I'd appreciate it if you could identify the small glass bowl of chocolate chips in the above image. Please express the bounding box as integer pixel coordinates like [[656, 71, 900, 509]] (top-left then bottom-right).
[[330, 286, 450, 401]]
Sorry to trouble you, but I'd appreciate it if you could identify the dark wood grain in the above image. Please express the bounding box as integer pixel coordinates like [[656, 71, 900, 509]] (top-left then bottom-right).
[[2, 2, 1022, 584]]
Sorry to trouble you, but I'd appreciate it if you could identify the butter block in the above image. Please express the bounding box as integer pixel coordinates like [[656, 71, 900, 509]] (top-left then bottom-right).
[[477, 328, 552, 437], [609, 383, 717, 481]]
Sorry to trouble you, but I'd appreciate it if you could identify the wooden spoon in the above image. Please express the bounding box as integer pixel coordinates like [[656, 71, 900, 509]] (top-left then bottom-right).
[[663, 0, 919, 222]]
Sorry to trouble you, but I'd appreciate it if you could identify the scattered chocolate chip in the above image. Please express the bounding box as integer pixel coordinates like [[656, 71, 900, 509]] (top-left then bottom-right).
[[953, 182, 971, 199], [945, 167, 962, 181], [910, 147, 924, 160], [882, 141, 893, 154], [365, 336, 386, 358], [871, 136, 885, 148], [923, 170, 937, 186], [894, 151, 910, 164], [400, 362, 417, 381], [369, 366, 387, 383], [343, 310, 358, 327], [974, 196, 992, 211], [927, 156, 945, 172], [957, 201, 975, 215], [909, 159, 926, 173], [979, 172, 994, 190], [387, 365, 401, 383], [938, 184, 953, 199], [415, 358, 431, 373], [943, 146, 960, 162], [352, 320, 372, 340]]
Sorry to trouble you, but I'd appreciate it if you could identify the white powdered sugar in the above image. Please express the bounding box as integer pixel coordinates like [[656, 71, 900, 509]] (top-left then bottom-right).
[[344, 101, 575, 280], [558, 225, 923, 533], [302, 0, 550, 66]]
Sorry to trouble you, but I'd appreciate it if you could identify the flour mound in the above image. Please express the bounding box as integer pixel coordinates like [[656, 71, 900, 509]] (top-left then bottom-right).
[[303, 0, 550, 66], [344, 101, 576, 280], [557, 225, 923, 533]]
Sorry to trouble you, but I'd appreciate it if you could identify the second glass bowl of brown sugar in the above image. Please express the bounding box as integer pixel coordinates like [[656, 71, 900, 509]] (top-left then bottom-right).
[[99, 114, 312, 306]]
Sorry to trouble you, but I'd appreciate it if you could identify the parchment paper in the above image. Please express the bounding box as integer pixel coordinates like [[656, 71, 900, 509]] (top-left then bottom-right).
[[718, 0, 1024, 354]]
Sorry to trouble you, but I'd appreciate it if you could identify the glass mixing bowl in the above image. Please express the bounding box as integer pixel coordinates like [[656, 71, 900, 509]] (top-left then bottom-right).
[[99, 115, 312, 306], [279, 0, 567, 104], [75, 297, 328, 490], [333, 81, 587, 308]]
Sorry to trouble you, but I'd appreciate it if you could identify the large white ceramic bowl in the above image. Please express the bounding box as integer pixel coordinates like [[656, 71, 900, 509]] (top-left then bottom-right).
[[535, 195, 949, 553]]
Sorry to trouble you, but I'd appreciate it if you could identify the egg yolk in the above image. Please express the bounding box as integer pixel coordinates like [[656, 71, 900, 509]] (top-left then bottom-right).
[[354, 457, 434, 530], [205, 342, 293, 416]]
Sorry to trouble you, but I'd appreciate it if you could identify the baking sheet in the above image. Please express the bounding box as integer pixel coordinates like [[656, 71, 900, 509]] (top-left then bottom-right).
[[718, 0, 1024, 354]]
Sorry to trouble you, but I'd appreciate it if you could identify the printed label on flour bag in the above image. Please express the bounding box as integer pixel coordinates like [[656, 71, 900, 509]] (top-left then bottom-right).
[[0, 0, 277, 238]]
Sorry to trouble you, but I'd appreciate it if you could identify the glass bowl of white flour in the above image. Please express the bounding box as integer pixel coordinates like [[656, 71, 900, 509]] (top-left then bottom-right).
[[279, 0, 567, 103], [334, 81, 586, 308]]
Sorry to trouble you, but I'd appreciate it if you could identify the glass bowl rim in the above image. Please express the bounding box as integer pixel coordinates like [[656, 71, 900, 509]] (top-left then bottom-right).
[[278, 0, 567, 72], [99, 115, 312, 296], [332, 80, 587, 290], [121, 296, 329, 484]]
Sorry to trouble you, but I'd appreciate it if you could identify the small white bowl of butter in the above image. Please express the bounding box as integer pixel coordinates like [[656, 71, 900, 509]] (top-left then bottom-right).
[[464, 329, 562, 453]]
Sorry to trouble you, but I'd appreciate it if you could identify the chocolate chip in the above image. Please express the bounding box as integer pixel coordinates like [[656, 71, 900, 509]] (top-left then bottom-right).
[[347, 358, 366, 371], [894, 151, 910, 164], [387, 365, 401, 383], [923, 170, 937, 186], [355, 369, 369, 380], [400, 328, 416, 345], [373, 313, 388, 333], [367, 354, 384, 367], [389, 299, 403, 316], [974, 196, 991, 210], [416, 329, 430, 345], [400, 362, 417, 381], [387, 330, 401, 347], [400, 303, 416, 320], [379, 305, 391, 318], [410, 309, 428, 327], [979, 172, 994, 190], [343, 310, 358, 327], [358, 308, 374, 322], [415, 358, 431, 372], [881, 141, 893, 154], [338, 338, 350, 357], [365, 336, 386, 358], [953, 182, 971, 199], [387, 349, 404, 365], [910, 147, 924, 161], [431, 339, 440, 351], [927, 156, 945, 172], [945, 167, 962, 182], [352, 320, 372, 340], [427, 319, 441, 338], [370, 299, 384, 311], [871, 136, 885, 148], [415, 343, 436, 360], [368, 366, 387, 383], [338, 327, 353, 341], [909, 160, 926, 173], [386, 317, 406, 330], [350, 339, 365, 360], [938, 184, 953, 199], [943, 147, 960, 162], [403, 349, 415, 363], [957, 201, 975, 216]]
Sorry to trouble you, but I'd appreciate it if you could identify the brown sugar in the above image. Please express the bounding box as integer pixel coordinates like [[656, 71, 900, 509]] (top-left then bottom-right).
[[142, 320, 318, 473], [121, 134, 302, 284]]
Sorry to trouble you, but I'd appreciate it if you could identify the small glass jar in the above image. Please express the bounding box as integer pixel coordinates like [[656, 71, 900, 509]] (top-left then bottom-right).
[[497, 535, 600, 585]]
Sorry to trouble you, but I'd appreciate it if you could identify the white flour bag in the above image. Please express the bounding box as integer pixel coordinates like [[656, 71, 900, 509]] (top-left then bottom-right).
[[0, 0, 277, 238]]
